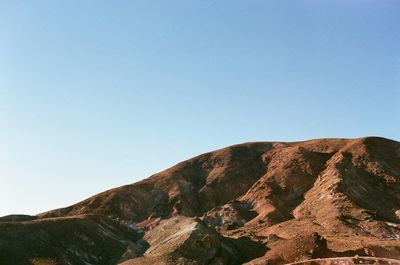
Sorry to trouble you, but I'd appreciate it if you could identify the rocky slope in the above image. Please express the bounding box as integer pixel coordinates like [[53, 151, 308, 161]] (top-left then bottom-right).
[[120, 216, 265, 265], [1, 137, 400, 265], [0, 214, 147, 265]]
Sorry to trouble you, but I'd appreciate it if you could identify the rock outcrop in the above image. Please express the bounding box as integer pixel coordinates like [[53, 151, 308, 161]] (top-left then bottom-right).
[[121, 216, 265, 265]]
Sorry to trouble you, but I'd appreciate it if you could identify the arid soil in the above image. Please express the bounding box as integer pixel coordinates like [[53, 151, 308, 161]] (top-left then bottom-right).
[[1, 137, 400, 265]]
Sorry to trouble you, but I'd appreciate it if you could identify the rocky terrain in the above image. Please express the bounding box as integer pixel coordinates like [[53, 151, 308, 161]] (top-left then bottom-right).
[[0, 214, 148, 265], [1, 137, 400, 264]]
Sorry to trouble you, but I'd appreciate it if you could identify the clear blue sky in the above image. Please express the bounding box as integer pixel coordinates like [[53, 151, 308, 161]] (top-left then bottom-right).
[[0, 1, 399, 216]]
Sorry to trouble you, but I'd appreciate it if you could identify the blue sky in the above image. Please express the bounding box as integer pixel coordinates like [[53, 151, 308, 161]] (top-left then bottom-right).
[[0, 0, 399, 216]]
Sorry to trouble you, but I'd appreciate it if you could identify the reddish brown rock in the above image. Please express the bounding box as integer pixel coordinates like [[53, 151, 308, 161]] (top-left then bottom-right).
[[2, 137, 400, 264]]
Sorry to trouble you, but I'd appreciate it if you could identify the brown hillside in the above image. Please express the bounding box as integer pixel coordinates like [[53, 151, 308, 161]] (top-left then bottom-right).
[[0, 215, 147, 265], [2, 137, 400, 264]]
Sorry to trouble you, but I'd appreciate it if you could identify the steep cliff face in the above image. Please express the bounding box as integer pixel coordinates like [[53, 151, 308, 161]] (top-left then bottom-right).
[[2, 137, 400, 265]]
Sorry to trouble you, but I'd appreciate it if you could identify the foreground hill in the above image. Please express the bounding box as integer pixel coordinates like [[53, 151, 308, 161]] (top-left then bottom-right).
[[0, 215, 147, 265], [1, 137, 400, 264]]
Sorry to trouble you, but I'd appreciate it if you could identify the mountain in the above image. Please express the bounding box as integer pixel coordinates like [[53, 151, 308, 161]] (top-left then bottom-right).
[[1, 137, 400, 265]]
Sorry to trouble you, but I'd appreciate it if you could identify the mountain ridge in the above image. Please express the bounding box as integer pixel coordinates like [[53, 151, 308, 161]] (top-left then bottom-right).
[[1, 136, 400, 265]]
